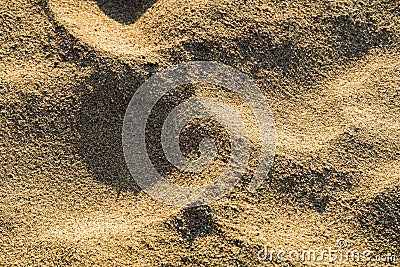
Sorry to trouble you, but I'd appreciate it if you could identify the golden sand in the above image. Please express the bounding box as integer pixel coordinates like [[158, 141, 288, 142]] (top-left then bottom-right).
[[1, 0, 399, 265]]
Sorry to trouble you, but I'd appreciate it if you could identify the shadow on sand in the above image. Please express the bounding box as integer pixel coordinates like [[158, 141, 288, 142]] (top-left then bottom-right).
[[96, 0, 158, 24]]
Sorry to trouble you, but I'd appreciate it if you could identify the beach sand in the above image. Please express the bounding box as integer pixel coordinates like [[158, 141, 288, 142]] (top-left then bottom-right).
[[1, 0, 399, 266]]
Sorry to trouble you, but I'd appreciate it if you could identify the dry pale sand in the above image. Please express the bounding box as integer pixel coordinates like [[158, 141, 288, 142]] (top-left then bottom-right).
[[1, 0, 400, 266]]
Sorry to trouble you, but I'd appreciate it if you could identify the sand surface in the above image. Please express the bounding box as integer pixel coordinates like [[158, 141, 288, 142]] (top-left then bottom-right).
[[1, 0, 400, 266]]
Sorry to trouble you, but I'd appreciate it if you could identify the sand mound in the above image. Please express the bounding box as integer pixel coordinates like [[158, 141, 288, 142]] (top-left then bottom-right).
[[1, 0, 399, 265]]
